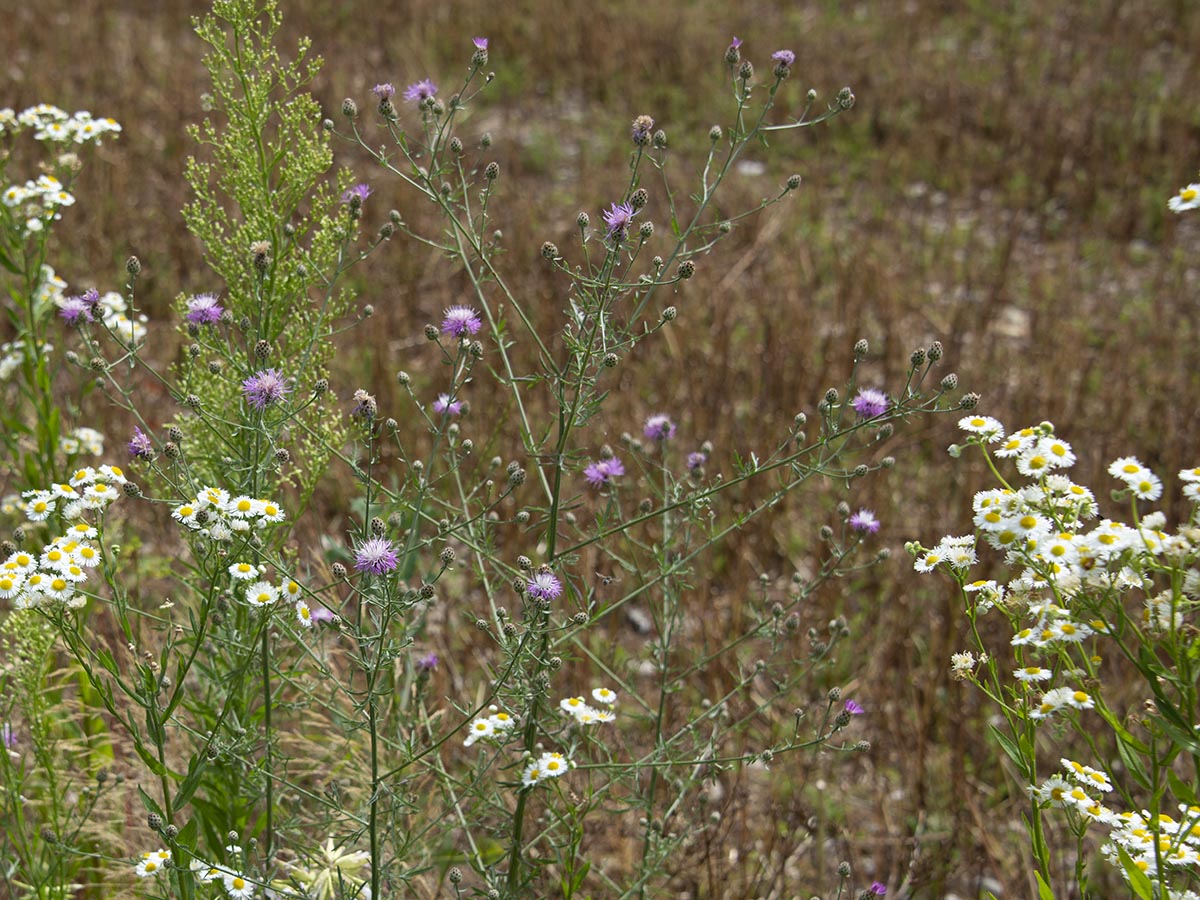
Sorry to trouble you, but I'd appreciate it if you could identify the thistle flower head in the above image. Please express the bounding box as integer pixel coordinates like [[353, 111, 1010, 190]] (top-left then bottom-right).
[[851, 388, 889, 419], [403, 79, 438, 103], [242, 368, 290, 410], [354, 537, 398, 575], [185, 292, 224, 326], [441, 305, 482, 338]]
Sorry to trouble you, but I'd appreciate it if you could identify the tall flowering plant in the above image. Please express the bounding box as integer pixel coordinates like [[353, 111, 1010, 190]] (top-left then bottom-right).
[[913, 416, 1200, 899]]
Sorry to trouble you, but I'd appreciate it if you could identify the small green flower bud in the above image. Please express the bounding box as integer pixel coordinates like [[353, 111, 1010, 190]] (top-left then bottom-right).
[[331, 562, 347, 579], [40, 826, 57, 844], [927, 340, 943, 361], [960, 392, 980, 410], [362, 304, 374, 318], [836, 501, 851, 517], [164, 441, 180, 459], [255, 339, 270, 359], [449, 136, 464, 155], [577, 211, 590, 229], [786, 173, 802, 191], [837, 861, 852, 878], [90, 356, 106, 371], [824, 388, 839, 405], [725, 42, 741, 65], [602, 352, 618, 368], [165, 825, 178, 839], [630, 188, 649, 211], [509, 467, 526, 486], [424, 324, 439, 341], [484, 161, 499, 181], [341, 98, 358, 117], [910, 347, 926, 367], [369, 517, 386, 538], [828, 686, 842, 701], [738, 60, 754, 80], [631, 115, 654, 146], [709, 124, 723, 142], [378, 222, 394, 239], [794, 412, 807, 428], [397, 370, 410, 385], [126, 256, 142, 276], [439, 547, 455, 564], [389, 209, 402, 227], [122, 481, 142, 498], [819, 525, 834, 541], [541, 241, 559, 259], [274, 448, 290, 464], [251, 240, 270, 272], [940, 373, 959, 391], [639, 498, 653, 514], [653, 129, 667, 148], [652, 255, 664, 270], [470, 340, 484, 358], [639, 220, 654, 239], [662, 306, 677, 321], [449, 868, 462, 884], [573, 611, 589, 624], [853, 338, 869, 358], [853, 464, 868, 477], [514, 509, 529, 523], [878, 423, 894, 440], [855, 739, 871, 752], [837, 87, 856, 110], [677, 260, 695, 279], [147, 813, 163, 831]]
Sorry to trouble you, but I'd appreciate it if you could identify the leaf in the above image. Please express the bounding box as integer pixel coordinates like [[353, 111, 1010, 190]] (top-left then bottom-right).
[[989, 723, 1030, 777], [137, 786, 165, 820], [1115, 845, 1155, 900], [1168, 767, 1196, 806], [1033, 871, 1055, 900]]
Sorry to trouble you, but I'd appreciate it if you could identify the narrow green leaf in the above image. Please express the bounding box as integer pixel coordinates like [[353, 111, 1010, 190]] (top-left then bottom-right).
[[1033, 871, 1055, 900]]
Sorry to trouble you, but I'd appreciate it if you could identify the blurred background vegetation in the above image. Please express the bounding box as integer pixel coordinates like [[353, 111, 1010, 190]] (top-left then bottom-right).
[[5, 0, 1200, 895]]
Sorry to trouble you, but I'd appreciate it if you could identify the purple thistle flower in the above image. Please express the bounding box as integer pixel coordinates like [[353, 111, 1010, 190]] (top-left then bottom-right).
[[771, 49, 795, 66], [403, 79, 438, 103], [127, 426, 154, 460], [844, 699, 865, 716], [851, 387, 889, 419], [583, 456, 625, 488], [869, 882, 887, 896], [526, 570, 563, 601], [341, 183, 372, 206], [59, 295, 94, 326], [185, 292, 224, 326], [372, 83, 395, 100], [687, 451, 708, 471], [473, 37, 488, 50], [242, 368, 291, 411], [643, 414, 676, 441], [354, 537, 399, 575], [441, 305, 482, 338], [602, 201, 636, 241], [80, 288, 100, 310], [433, 393, 463, 416], [730, 36, 743, 50], [848, 509, 880, 534], [416, 651, 439, 671], [308, 605, 336, 624]]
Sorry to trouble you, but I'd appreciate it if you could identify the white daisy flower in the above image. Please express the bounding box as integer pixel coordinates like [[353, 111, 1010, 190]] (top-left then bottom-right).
[[228, 562, 260, 581], [463, 717, 495, 747], [244, 581, 278, 608], [223, 871, 256, 899], [592, 687, 618, 705], [1014, 666, 1052, 683], [957, 415, 1005, 441], [1169, 183, 1200, 213], [295, 601, 312, 628]]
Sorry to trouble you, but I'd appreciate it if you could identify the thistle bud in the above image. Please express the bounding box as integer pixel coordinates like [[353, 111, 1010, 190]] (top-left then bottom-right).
[[342, 98, 358, 118], [738, 60, 754, 80], [126, 256, 142, 276], [484, 161, 499, 181], [940, 373, 959, 391], [677, 260, 695, 279], [709, 125, 723, 142], [630, 188, 649, 211], [541, 241, 559, 260], [424, 324, 439, 341], [577, 211, 590, 229]]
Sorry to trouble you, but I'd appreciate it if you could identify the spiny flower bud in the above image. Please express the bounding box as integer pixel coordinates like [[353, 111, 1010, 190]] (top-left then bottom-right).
[[122, 481, 142, 498], [630, 188, 649, 211], [577, 211, 590, 229], [959, 392, 980, 410], [208, 360, 222, 374], [470, 340, 484, 358], [126, 256, 141, 276], [449, 868, 463, 884], [313, 378, 329, 396], [910, 347, 926, 367], [508, 467, 526, 486], [484, 161, 499, 181], [653, 129, 667, 148], [940, 373, 959, 391], [480, 132, 492, 149], [837, 861, 852, 878], [638, 221, 654, 239], [378, 222, 394, 239], [631, 115, 654, 146], [342, 98, 359, 118], [370, 516, 386, 537], [419, 583, 435, 599], [424, 324, 439, 341], [602, 352, 618, 368], [255, 339, 270, 359], [786, 173, 802, 191], [274, 448, 290, 464], [147, 813, 163, 831], [853, 464, 868, 477], [854, 740, 871, 752], [322, 118, 334, 131], [251, 240, 271, 272], [738, 60, 754, 80], [662, 306, 677, 321], [677, 260, 695, 279], [824, 388, 839, 405], [331, 562, 347, 579], [164, 442, 180, 459], [725, 42, 741, 65], [439, 547, 456, 564], [837, 87, 856, 110], [927, 340, 943, 362], [819, 525, 834, 541], [541, 241, 559, 260], [853, 338, 869, 358], [709, 125, 723, 142]]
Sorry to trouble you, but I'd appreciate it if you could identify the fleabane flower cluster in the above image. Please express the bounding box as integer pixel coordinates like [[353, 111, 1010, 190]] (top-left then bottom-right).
[[559, 687, 618, 726], [171, 487, 285, 542], [0, 266, 63, 380], [59, 426, 104, 457], [918, 415, 1200, 894], [463, 705, 518, 747], [2, 174, 76, 236], [521, 751, 574, 788], [1, 105, 122, 144]]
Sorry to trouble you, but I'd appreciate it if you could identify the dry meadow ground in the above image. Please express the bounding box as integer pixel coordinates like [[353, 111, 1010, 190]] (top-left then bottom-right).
[[5, 0, 1200, 896]]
